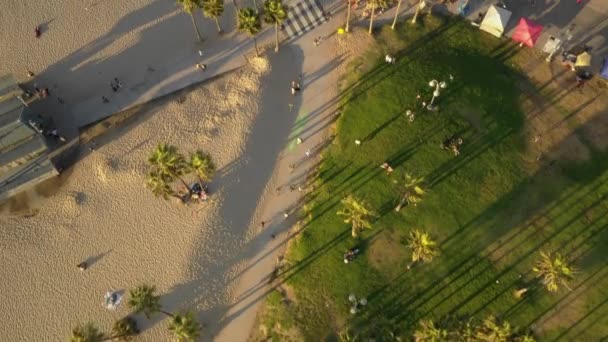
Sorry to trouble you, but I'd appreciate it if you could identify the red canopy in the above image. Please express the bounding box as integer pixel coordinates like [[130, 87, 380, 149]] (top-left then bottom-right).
[[512, 18, 543, 47]]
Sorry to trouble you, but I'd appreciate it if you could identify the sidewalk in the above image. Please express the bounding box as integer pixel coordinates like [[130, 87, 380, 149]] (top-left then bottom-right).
[[447, 0, 607, 70]]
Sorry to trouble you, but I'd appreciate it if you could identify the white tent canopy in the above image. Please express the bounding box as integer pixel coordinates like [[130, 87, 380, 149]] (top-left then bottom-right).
[[479, 5, 512, 38]]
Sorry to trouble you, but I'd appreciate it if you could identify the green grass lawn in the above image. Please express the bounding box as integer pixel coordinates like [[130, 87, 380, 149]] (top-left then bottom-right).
[[259, 15, 608, 341]]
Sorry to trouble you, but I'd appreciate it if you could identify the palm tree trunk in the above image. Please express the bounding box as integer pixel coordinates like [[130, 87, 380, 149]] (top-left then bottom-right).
[[391, 0, 402, 30], [395, 195, 406, 212], [368, 2, 375, 35], [214, 17, 222, 33], [274, 22, 280, 52], [345, 0, 352, 32], [176, 175, 191, 194], [352, 225, 358, 237], [411, 0, 422, 24], [190, 13, 203, 42], [252, 36, 259, 56]]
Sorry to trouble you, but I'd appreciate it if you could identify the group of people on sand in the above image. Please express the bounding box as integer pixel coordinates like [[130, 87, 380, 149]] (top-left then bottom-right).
[[178, 183, 210, 204]]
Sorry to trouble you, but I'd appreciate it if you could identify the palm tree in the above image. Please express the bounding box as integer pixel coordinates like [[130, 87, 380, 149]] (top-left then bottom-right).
[[177, 0, 204, 42], [111, 317, 139, 341], [391, 0, 403, 30], [407, 230, 439, 263], [70, 322, 105, 342], [189, 150, 215, 188], [202, 0, 225, 33], [532, 251, 576, 292], [238, 8, 262, 56], [147, 170, 180, 200], [148, 144, 189, 186], [516, 334, 536, 342], [395, 173, 425, 212], [169, 311, 202, 342], [148, 144, 190, 193], [411, 0, 423, 24], [263, 0, 288, 52], [366, 0, 388, 35], [414, 319, 447, 342], [128, 284, 173, 318], [476, 316, 512, 342], [337, 195, 377, 237], [452, 320, 476, 342]]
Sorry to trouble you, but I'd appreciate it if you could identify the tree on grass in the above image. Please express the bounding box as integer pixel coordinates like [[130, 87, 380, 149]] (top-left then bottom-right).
[[189, 150, 216, 188], [517, 334, 537, 342], [177, 0, 203, 42], [475, 316, 512, 342], [337, 195, 377, 237], [367, 0, 389, 34], [168, 311, 202, 342], [128, 284, 173, 318], [70, 322, 105, 342], [263, 0, 288, 52], [202, 0, 225, 33], [395, 173, 425, 212], [532, 251, 575, 292], [414, 319, 447, 342], [407, 230, 439, 264], [238, 8, 262, 56]]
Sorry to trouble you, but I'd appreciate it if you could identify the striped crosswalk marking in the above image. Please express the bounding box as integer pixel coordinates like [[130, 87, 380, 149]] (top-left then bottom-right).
[[284, 0, 328, 39]]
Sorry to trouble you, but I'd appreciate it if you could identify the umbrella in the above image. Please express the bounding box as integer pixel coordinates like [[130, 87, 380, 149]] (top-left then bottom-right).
[[575, 51, 592, 67], [600, 56, 608, 80], [512, 18, 544, 47]]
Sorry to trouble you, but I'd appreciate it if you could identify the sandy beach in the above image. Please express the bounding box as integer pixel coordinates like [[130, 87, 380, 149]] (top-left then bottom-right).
[[0, 56, 270, 340]]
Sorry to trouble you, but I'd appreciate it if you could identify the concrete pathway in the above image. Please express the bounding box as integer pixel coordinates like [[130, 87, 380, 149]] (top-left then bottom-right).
[[211, 4, 344, 341]]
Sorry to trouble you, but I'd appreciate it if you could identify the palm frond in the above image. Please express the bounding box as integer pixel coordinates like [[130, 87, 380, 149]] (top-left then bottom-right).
[[169, 311, 201, 342], [407, 230, 439, 263]]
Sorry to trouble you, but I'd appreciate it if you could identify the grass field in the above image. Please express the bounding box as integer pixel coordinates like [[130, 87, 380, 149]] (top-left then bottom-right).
[[257, 14, 608, 341]]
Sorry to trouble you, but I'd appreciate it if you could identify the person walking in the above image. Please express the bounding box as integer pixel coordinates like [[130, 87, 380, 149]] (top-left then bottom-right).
[[77, 262, 87, 271]]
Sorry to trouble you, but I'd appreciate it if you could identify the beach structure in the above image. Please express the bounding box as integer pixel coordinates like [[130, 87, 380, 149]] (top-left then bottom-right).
[[479, 5, 512, 38], [0, 74, 58, 201]]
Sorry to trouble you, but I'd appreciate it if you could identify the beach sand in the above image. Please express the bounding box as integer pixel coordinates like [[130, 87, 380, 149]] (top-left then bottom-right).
[[0, 56, 270, 341]]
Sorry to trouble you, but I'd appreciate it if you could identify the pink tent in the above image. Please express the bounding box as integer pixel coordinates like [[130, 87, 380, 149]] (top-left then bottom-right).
[[512, 18, 543, 47]]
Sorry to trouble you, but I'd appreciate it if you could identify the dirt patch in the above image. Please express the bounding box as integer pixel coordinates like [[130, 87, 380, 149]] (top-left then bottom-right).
[[535, 282, 591, 334], [368, 229, 409, 277], [332, 27, 378, 76], [513, 48, 608, 169]]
